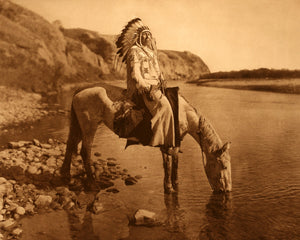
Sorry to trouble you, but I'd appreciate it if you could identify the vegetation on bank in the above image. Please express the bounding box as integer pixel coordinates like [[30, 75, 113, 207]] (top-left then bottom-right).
[[197, 68, 300, 80]]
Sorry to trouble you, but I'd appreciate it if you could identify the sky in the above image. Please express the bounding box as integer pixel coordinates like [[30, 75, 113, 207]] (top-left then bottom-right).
[[12, 0, 300, 72]]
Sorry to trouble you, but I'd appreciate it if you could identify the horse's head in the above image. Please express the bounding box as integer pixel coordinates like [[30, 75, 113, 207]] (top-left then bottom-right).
[[205, 142, 232, 192]]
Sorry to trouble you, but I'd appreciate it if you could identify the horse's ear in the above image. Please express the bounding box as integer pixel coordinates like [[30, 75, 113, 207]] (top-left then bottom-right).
[[219, 142, 231, 155]]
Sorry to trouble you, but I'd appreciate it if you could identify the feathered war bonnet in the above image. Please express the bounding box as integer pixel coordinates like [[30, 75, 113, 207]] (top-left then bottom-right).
[[114, 18, 153, 70]]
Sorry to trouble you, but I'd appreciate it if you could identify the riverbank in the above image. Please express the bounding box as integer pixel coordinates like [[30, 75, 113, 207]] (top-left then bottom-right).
[[0, 138, 148, 239], [188, 78, 300, 94], [0, 86, 49, 130]]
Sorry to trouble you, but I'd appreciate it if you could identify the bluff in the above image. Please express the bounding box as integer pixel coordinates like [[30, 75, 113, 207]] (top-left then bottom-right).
[[0, 0, 210, 94]]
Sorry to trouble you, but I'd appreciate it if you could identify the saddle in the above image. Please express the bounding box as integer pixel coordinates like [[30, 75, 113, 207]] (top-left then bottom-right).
[[113, 87, 181, 148]]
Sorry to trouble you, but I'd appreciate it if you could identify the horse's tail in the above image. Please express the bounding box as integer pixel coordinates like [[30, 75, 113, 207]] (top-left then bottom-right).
[[61, 93, 82, 178], [65, 99, 82, 159]]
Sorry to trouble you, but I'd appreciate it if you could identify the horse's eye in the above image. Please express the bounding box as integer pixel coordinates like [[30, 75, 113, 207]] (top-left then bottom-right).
[[218, 159, 227, 169]]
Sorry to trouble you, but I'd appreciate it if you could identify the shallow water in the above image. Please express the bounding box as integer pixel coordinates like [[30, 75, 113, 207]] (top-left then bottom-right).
[[1, 81, 300, 239]]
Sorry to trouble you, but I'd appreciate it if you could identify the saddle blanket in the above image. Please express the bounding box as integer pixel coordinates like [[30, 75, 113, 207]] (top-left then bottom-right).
[[113, 87, 181, 147]]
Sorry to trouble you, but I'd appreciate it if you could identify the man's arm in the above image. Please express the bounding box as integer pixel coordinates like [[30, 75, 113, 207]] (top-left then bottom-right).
[[128, 47, 151, 94]]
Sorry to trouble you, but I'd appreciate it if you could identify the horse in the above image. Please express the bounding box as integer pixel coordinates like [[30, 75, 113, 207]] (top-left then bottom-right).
[[60, 86, 232, 193]]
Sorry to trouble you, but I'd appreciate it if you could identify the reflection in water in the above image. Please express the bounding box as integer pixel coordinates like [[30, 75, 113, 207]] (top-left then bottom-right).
[[164, 192, 185, 233], [199, 193, 233, 240]]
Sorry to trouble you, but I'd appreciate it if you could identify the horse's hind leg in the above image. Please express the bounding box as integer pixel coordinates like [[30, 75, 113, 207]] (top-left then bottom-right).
[[61, 131, 81, 182]]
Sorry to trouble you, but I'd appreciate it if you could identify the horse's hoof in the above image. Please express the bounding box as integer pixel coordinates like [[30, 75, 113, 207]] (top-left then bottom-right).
[[164, 185, 176, 194], [60, 173, 71, 184], [172, 183, 179, 191]]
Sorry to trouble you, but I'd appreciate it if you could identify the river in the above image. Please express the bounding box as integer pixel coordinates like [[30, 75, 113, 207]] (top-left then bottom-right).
[[1, 80, 300, 240]]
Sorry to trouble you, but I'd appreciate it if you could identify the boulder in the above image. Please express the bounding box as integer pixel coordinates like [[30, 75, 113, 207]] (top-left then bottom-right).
[[134, 209, 160, 226], [34, 195, 52, 208]]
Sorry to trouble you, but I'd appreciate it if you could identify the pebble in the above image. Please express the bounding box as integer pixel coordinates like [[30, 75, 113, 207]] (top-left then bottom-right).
[[12, 227, 23, 236], [35, 195, 52, 207], [27, 165, 38, 175], [32, 139, 41, 147], [24, 202, 35, 214], [0, 219, 16, 231], [125, 177, 138, 186], [15, 206, 25, 215], [94, 152, 101, 157]]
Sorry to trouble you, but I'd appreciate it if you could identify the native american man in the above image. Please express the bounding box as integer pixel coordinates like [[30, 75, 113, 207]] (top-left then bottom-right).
[[115, 18, 175, 147]]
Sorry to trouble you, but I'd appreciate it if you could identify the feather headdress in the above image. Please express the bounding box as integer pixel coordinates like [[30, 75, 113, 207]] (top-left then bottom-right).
[[115, 18, 151, 64]]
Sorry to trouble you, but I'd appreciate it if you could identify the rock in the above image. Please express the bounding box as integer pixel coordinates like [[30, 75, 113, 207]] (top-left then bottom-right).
[[35, 195, 52, 208], [24, 202, 35, 214], [0, 218, 16, 231], [0, 186, 6, 196], [16, 206, 26, 215], [107, 157, 116, 161], [125, 177, 138, 186], [107, 161, 116, 167], [0, 215, 3, 221], [55, 187, 71, 196], [41, 143, 51, 149], [0, 178, 7, 185], [106, 188, 119, 193], [32, 139, 41, 147], [6, 202, 18, 212], [98, 178, 114, 189], [135, 175, 143, 180], [46, 156, 57, 167], [94, 152, 101, 157], [0, 233, 3, 240], [27, 165, 38, 175], [12, 227, 23, 236], [109, 167, 117, 174], [0, 197, 3, 211], [134, 209, 159, 226], [7, 142, 21, 149]]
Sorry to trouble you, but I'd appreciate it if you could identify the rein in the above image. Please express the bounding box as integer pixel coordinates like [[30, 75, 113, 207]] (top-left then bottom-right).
[[198, 119, 215, 190], [197, 119, 206, 167]]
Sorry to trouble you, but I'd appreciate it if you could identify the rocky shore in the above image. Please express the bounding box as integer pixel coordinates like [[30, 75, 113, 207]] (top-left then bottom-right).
[[0, 87, 49, 131], [0, 138, 152, 239]]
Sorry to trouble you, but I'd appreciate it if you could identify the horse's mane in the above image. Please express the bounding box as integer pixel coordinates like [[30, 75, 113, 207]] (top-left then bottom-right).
[[198, 115, 223, 153]]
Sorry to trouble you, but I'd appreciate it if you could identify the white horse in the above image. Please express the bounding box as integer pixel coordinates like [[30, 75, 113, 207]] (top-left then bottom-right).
[[60, 86, 232, 193]]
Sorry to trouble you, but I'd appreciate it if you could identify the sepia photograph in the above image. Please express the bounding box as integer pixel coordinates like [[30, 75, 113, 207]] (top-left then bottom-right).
[[0, 0, 299, 239]]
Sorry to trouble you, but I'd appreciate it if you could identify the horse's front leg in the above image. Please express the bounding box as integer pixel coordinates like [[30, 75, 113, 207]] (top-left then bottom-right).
[[171, 148, 179, 190], [161, 148, 175, 194]]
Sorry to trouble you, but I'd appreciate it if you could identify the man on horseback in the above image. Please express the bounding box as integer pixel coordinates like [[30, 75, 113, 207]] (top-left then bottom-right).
[[115, 18, 175, 148]]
